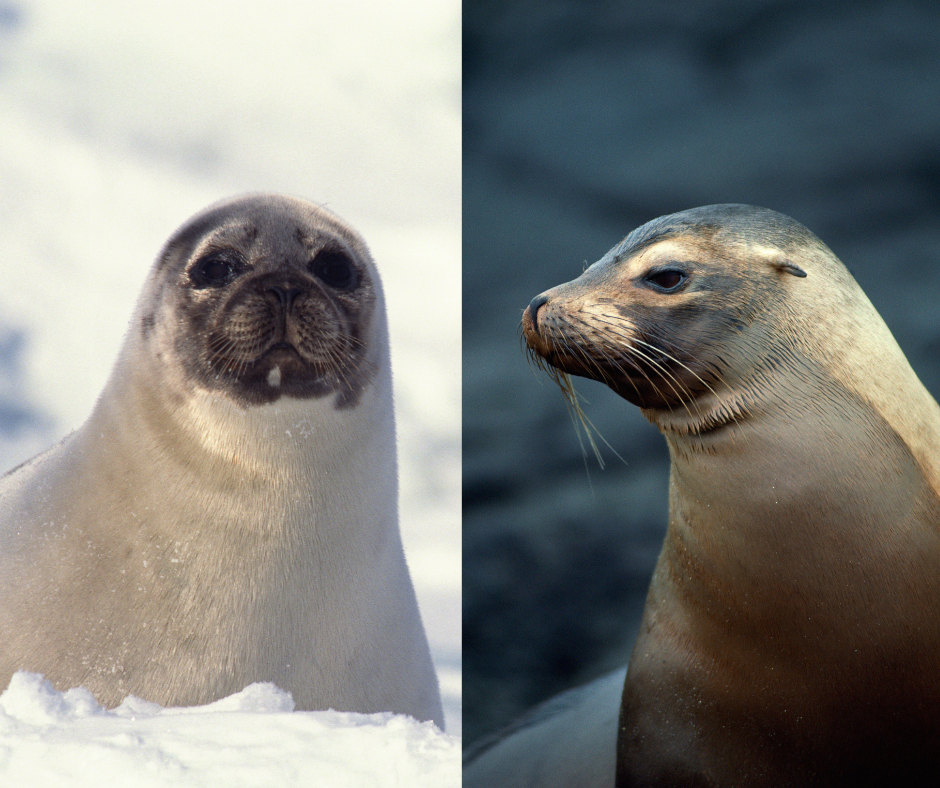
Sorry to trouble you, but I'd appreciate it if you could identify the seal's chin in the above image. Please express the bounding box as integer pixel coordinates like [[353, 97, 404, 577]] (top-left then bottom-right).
[[255, 343, 318, 384], [258, 344, 300, 390]]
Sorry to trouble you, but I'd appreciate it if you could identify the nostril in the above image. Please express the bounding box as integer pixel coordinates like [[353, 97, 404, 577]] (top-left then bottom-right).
[[528, 295, 549, 333], [268, 286, 304, 308]]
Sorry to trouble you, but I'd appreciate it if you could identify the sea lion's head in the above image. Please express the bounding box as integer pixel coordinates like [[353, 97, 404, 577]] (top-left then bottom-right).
[[522, 205, 820, 421], [138, 194, 380, 409]]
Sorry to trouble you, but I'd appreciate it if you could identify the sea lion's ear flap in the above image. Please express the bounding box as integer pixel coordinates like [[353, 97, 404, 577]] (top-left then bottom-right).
[[773, 259, 807, 278], [753, 246, 808, 278]]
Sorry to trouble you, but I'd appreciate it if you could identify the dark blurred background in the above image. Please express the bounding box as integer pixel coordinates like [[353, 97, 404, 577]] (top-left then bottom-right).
[[463, 0, 940, 746]]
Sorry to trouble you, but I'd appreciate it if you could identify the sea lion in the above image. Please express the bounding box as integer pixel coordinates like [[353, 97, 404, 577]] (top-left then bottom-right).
[[505, 204, 940, 786], [0, 194, 444, 727]]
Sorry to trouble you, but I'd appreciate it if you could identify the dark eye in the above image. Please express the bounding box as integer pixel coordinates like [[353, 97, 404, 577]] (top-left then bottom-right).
[[191, 255, 238, 288], [312, 249, 358, 290], [644, 269, 687, 293]]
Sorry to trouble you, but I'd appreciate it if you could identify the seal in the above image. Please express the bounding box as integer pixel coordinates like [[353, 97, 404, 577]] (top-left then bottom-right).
[[514, 205, 940, 786], [0, 194, 444, 727]]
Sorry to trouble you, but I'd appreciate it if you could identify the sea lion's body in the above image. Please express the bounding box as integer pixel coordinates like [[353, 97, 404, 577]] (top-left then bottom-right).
[[513, 205, 940, 785], [0, 194, 443, 726]]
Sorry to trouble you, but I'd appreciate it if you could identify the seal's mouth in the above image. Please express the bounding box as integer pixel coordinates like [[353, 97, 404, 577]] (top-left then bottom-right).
[[256, 343, 308, 387], [209, 342, 303, 367], [261, 342, 301, 359]]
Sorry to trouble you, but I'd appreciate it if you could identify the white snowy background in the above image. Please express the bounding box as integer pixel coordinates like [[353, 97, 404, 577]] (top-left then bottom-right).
[[0, 0, 460, 783]]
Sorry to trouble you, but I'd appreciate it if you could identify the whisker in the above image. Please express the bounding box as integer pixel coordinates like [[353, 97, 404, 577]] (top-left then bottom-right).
[[571, 316, 695, 419], [522, 324, 626, 468], [546, 367, 610, 469], [588, 316, 710, 424], [594, 315, 718, 400]]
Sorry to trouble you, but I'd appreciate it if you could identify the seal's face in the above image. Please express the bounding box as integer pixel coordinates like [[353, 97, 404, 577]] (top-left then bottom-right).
[[144, 196, 377, 408], [522, 208, 807, 412]]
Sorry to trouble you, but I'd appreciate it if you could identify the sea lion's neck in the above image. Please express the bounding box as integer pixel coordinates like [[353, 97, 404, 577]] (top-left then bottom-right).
[[641, 343, 793, 447], [649, 295, 940, 491], [625, 343, 940, 783], [650, 351, 940, 641]]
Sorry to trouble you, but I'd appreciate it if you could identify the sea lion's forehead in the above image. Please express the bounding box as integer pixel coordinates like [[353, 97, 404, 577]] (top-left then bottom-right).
[[620, 238, 704, 266], [611, 204, 819, 261], [592, 236, 733, 277], [598, 218, 815, 282]]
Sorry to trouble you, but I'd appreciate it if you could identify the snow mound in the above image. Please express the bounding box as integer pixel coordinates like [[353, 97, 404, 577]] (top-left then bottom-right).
[[0, 672, 458, 787]]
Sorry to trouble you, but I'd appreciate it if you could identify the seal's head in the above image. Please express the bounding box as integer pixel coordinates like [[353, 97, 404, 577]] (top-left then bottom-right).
[[138, 194, 379, 409], [522, 205, 820, 424]]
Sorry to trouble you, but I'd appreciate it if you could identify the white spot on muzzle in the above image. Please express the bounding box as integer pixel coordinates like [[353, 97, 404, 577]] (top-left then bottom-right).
[[267, 365, 282, 387]]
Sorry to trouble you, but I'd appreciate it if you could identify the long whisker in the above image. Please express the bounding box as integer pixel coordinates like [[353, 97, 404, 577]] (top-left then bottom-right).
[[632, 329, 721, 400], [522, 325, 616, 468], [593, 315, 718, 400], [591, 323, 699, 422], [569, 315, 698, 421], [548, 368, 608, 469], [627, 330, 745, 433], [588, 314, 722, 424]]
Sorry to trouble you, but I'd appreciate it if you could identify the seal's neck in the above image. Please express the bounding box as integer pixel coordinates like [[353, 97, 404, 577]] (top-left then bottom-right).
[[101, 334, 390, 468], [81, 340, 398, 547]]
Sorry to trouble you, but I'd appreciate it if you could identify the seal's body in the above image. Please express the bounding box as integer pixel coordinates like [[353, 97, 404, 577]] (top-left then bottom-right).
[[0, 194, 443, 727], [513, 205, 940, 785]]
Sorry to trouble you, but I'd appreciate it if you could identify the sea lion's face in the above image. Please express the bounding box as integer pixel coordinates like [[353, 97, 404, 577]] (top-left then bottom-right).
[[142, 196, 378, 409], [523, 235, 783, 410]]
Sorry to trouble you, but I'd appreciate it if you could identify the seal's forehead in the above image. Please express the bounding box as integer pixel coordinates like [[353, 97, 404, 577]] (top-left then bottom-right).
[[156, 194, 371, 270]]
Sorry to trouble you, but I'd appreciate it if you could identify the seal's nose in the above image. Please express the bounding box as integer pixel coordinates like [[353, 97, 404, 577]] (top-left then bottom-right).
[[527, 294, 549, 333], [268, 285, 304, 309]]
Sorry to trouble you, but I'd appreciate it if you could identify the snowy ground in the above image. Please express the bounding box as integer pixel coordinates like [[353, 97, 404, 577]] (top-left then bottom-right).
[[0, 673, 458, 787], [0, 0, 459, 783]]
